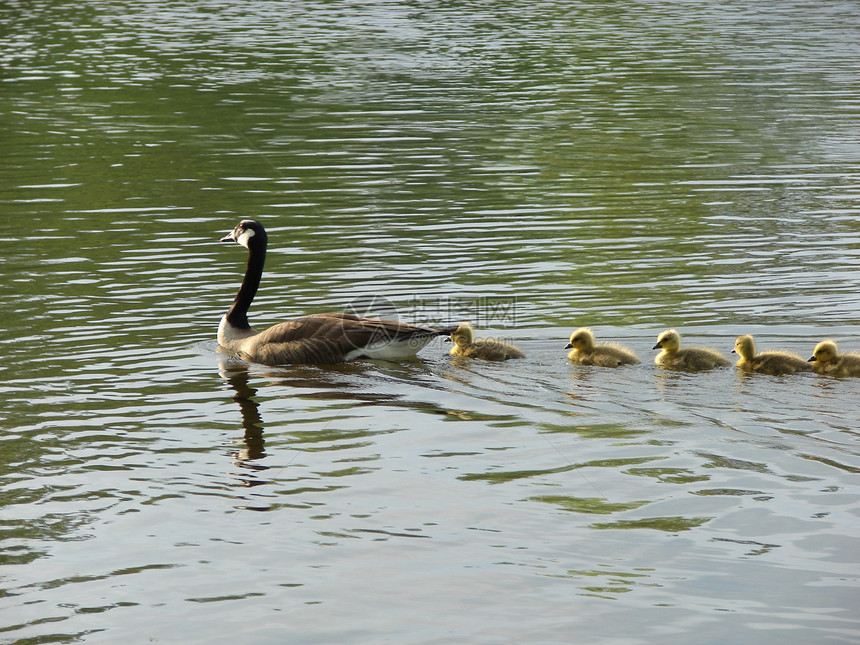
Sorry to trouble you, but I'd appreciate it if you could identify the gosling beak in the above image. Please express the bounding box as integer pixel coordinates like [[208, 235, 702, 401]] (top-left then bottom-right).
[[731, 349, 737, 354], [652, 343, 662, 350], [564, 343, 573, 349], [807, 355, 816, 362], [220, 232, 236, 243], [444, 337, 452, 343]]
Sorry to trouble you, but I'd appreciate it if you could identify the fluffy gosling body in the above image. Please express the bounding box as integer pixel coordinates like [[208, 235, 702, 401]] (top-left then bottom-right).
[[732, 335, 811, 376], [449, 323, 525, 361], [653, 329, 731, 371], [808, 340, 860, 377], [565, 328, 641, 367]]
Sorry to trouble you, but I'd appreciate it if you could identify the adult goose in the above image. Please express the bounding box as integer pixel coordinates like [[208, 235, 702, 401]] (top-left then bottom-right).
[[218, 219, 457, 365]]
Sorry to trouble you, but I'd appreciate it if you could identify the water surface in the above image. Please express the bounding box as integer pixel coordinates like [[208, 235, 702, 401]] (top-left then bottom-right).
[[2, 1, 859, 643]]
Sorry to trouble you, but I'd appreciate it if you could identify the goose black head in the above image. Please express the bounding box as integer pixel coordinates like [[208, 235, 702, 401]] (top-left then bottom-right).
[[221, 219, 268, 249]]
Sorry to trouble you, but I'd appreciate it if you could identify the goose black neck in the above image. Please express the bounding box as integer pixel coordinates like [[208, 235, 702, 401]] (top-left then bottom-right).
[[226, 237, 266, 329]]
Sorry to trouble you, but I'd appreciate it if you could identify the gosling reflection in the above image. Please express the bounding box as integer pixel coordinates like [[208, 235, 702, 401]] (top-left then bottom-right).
[[565, 362, 603, 399]]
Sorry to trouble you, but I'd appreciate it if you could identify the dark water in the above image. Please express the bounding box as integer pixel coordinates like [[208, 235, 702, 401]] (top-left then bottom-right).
[[2, 1, 859, 643]]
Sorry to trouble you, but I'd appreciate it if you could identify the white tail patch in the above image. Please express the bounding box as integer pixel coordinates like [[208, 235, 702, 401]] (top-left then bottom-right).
[[344, 336, 434, 361]]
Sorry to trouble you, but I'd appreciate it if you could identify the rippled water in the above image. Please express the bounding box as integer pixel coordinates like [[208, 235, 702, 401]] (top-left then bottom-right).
[[2, 1, 859, 643]]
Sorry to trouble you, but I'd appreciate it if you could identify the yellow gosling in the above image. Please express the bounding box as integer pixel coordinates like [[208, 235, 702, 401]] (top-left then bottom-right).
[[449, 323, 525, 361], [808, 340, 860, 377], [732, 335, 812, 376], [653, 329, 731, 371], [565, 327, 641, 367]]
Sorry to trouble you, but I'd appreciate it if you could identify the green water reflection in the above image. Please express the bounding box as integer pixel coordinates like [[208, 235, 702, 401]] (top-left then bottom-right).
[[2, 1, 859, 643]]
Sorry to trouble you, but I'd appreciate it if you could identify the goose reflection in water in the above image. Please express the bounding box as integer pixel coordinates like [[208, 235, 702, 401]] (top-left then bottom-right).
[[217, 353, 464, 480], [217, 356, 387, 476], [218, 358, 267, 474]]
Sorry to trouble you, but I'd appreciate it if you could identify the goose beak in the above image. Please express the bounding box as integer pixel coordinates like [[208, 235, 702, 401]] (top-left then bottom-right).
[[731, 349, 737, 354], [444, 337, 452, 343], [652, 343, 662, 350], [220, 232, 236, 243], [807, 355, 815, 362], [564, 343, 572, 349]]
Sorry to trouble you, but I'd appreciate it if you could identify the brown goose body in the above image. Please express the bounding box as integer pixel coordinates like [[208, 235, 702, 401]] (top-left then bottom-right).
[[565, 327, 640, 367], [732, 335, 811, 376], [218, 220, 456, 365]]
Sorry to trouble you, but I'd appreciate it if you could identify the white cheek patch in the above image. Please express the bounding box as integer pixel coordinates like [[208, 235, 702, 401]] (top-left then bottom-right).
[[236, 228, 256, 248]]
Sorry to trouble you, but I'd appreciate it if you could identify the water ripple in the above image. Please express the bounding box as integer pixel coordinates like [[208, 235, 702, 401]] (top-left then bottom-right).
[[2, 1, 860, 643]]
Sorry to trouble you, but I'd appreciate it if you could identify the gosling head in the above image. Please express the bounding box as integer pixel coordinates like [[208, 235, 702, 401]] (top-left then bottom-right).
[[565, 327, 595, 351], [450, 322, 475, 347], [732, 334, 756, 360], [809, 339, 838, 364], [653, 329, 681, 352], [221, 219, 267, 249]]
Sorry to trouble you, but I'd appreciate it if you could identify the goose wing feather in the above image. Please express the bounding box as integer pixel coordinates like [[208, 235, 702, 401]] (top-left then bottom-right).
[[241, 313, 456, 365]]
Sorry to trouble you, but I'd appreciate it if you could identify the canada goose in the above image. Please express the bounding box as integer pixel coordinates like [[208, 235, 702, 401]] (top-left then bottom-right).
[[732, 335, 811, 375], [808, 340, 860, 377], [652, 329, 731, 371], [565, 328, 641, 367], [448, 322, 525, 361], [218, 219, 457, 365]]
